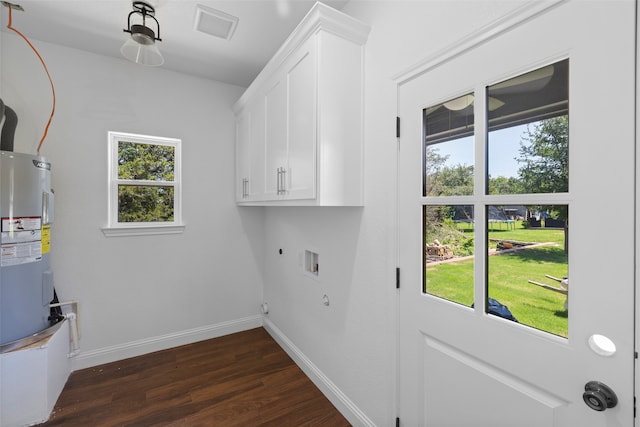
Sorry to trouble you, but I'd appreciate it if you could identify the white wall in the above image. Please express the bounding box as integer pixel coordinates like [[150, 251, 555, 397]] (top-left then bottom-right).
[[1, 33, 266, 368], [262, 1, 525, 425]]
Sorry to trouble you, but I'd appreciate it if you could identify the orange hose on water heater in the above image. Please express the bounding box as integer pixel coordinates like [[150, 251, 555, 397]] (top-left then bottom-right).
[[5, 5, 56, 155]]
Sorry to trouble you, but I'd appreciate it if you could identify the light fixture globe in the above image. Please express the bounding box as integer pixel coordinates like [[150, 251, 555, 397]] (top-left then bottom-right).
[[121, 1, 164, 66], [120, 37, 164, 66]]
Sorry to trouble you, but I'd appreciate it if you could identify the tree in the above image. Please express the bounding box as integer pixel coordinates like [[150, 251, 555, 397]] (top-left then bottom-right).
[[118, 142, 175, 222], [517, 116, 569, 251], [424, 145, 448, 196], [517, 116, 568, 194], [488, 176, 523, 195], [423, 146, 474, 256], [425, 145, 473, 197], [437, 164, 474, 196]]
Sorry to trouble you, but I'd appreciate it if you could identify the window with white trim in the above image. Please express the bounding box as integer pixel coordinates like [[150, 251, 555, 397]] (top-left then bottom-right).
[[104, 132, 183, 236]]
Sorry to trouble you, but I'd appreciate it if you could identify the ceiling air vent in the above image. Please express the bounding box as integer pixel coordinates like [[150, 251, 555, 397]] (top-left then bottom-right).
[[194, 4, 239, 40]]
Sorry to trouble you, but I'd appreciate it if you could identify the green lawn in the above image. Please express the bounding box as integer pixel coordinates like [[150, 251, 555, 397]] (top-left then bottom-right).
[[426, 223, 568, 337]]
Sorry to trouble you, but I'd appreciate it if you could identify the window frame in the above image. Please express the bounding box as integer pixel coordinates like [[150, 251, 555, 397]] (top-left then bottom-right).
[[103, 131, 184, 237]]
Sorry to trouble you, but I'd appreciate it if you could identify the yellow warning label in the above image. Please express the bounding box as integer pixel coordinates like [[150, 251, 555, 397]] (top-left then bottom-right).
[[42, 224, 51, 254]]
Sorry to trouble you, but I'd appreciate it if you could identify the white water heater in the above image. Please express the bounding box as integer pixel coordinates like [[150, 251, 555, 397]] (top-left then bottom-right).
[[0, 150, 55, 346]]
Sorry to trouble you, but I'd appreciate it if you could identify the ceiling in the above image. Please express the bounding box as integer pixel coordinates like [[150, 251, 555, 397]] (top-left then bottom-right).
[[0, 0, 349, 87]]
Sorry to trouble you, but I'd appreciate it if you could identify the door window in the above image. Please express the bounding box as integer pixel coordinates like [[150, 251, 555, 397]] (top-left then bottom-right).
[[423, 59, 569, 337]]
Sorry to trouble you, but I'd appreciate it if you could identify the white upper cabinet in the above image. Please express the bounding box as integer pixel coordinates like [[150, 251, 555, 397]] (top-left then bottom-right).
[[233, 3, 370, 206], [235, 95, 266, 200]]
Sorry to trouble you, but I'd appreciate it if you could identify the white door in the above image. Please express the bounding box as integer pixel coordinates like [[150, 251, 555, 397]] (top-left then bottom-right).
[[398, 2, 635, 426]]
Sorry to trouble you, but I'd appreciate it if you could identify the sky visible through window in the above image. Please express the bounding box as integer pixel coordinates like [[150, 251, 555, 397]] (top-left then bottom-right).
[[435, 123, 530, 179]]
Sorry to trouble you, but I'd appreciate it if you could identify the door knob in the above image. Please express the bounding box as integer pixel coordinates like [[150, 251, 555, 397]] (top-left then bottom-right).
[[583, 381, 618, 411]]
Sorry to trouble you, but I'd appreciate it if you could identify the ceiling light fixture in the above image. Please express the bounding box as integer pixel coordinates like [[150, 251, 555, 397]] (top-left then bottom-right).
[[443, 94, 474, 111], [121, 1, 164, 66]]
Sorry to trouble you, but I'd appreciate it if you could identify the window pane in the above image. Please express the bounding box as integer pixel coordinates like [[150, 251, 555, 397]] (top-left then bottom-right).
[[118, 142, 175, 181], [424, 94, 474, 197], [487, 59, 568, 195], [118, 185, 174, 222], [424, 205, 474, 307], [486, 205, 568, 337]]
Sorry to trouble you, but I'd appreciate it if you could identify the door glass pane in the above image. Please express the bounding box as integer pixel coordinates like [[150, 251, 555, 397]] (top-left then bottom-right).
[[487, 59, 568, 195], [424, 205, 474, 307], [486, 205, 568, 337], [424, 94, 474, 197]]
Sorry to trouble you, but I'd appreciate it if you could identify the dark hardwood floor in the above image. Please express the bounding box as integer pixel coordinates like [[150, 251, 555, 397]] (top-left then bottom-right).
[[40, 327, 350, 426]]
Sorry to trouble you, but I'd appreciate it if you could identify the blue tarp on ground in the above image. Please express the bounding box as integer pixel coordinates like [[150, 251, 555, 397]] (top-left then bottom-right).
[[472, 298, 518, 322]]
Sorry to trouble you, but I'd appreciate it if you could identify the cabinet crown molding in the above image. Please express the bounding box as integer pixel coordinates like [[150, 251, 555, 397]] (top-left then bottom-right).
[[233, 2, 370, 114]]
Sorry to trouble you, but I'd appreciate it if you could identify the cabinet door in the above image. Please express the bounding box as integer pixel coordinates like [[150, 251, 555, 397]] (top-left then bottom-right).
[[285, 40, 316, 200], [247, 97, 266, 200], [235, 111, 250, 202], [264, 77, 288, 199], [236, 97, 267, 202]]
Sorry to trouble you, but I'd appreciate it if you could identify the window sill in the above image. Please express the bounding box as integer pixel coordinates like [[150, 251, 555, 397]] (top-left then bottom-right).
[[101, 224, 186, 237]]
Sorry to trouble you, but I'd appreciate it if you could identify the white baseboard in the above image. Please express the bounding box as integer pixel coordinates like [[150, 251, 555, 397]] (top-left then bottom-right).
[[263, 317, 376, 427], [71, 315, 263, 371]]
